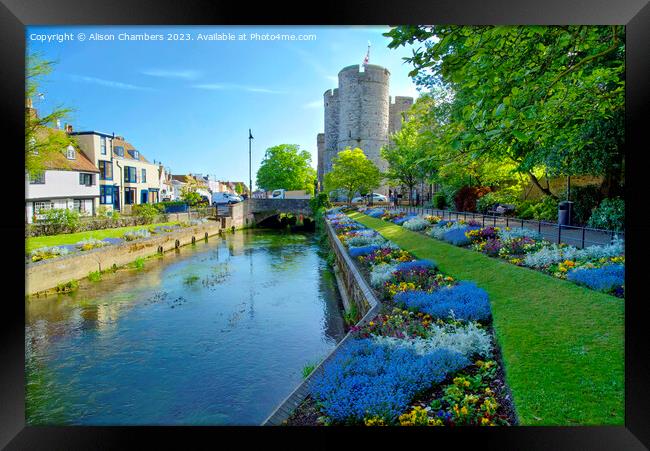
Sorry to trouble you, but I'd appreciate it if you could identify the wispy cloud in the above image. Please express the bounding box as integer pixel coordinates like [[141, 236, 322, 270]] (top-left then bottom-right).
[[69, 74, 153, 91], [192, 83, 286, 94], [141, 69, 201, 80], [303, 100, 322, 109]]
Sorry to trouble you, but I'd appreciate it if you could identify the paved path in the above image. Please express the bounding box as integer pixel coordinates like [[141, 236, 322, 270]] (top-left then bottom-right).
[[386, 206, 622, 248]]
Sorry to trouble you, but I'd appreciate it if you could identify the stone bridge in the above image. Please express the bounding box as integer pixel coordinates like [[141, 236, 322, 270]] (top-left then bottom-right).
[[227, 198, 313, 227]]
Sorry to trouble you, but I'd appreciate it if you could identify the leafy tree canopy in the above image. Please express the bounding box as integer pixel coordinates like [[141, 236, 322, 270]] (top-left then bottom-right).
[[324, 148, 382, 203], [26, 52, 76, 178], [256, 144, 316, 195], [385, 25, 625, 198]]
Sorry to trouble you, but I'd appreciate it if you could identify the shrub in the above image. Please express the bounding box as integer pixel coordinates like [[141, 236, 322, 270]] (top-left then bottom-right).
[[349, 245, 381, 258], [433, 192, 446, 209], [567, 264, 624, 293], [310, 338, 469, 423], [131, 203, 160, 223], [476, 190, 518, 214], [372, 322, 492, 359], [310, 192, 332, 214], [402, 216, 430, 231], [40, 208, 81, 232], [587, 197, 624, 232], [393, 282, 492, 322], [524, 196, 558, 221], [123, 229, 151, 241], [569, 185, 602, 225], [453, 186, 491, 212]]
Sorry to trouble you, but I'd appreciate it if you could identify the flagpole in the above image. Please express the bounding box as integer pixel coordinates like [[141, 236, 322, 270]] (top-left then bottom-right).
[[248, 129, 253, 198]]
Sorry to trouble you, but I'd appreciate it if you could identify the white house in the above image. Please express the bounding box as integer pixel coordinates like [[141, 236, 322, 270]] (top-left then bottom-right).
[[25, 139, 100, 224]]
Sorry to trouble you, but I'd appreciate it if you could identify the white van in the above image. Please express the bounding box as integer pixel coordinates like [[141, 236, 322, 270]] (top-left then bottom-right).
[[211, 192, 242, 206]]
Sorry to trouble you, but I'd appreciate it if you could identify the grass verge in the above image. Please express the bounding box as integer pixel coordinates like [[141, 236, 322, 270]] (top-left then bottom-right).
[[349, 211, 623, 425], [26, 222, 180, 253]]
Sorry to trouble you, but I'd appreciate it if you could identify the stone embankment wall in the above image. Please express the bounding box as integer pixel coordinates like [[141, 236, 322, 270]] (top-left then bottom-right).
[[262, 219, 381, 426], [26, 221, 223, 295]]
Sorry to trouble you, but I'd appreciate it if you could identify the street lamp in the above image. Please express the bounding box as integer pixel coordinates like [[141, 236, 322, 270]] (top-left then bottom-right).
[[249, 129, 254, 199]]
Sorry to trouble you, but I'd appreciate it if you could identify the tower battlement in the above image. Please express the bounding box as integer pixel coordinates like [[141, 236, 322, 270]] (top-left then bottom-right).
[[317, 63, 414, 194]]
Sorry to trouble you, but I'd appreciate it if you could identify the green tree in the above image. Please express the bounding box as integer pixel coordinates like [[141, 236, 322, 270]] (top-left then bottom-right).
[[180, 176, 202, 206], [256, 144, 316, 195], [385, 25, 625, 199], [25, 53, 76, 178], [324, 148, 382, 204]]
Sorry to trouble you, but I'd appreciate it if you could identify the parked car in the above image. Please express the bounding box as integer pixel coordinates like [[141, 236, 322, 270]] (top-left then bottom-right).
[[351, 193, 388, 203], [271, 189, 311, 199], [211, 192, 242, 206]]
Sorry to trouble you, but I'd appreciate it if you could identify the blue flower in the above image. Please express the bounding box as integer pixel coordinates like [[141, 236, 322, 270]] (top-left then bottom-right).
[[310, 338, 469, 423], [393, 281, 492, 321], [567, 264, 624, 293]]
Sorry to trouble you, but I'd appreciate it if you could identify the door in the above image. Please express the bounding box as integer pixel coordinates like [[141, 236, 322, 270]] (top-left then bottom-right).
[[141, 190, 148, 204], [112, 186, 120, 210]]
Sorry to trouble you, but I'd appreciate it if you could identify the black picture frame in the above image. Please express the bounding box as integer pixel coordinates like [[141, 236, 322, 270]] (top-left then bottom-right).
[[3, 0, 649, 448]]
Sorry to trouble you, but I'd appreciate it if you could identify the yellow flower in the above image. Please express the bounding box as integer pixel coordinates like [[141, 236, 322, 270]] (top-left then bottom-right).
[[481, 417, 490, 425], [460, 406, 468, 415], [369, 321, 375, 327]]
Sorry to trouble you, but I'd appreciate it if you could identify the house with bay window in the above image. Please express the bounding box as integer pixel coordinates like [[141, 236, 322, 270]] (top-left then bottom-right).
[[72, 129, 163, 212], [25, 137, 100, 224]]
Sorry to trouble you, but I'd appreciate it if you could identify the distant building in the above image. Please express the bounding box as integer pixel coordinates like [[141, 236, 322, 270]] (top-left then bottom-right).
[[317, 63, 413, 195], [72, 128, 163, 212]]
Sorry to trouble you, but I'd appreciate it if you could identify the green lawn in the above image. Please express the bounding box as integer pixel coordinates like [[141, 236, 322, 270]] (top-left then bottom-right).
[[26, 222, 180, 253], [349, 211, 624, 426]]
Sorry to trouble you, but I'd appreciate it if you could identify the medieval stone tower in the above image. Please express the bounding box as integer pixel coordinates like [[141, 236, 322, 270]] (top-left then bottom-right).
[[317, 63, 414, 195]]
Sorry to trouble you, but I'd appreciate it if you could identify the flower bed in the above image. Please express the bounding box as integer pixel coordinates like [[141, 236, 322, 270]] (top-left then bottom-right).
[[27, 221, 198, 263], [357, 207, 625, 298], [284, 207, 514, 426]]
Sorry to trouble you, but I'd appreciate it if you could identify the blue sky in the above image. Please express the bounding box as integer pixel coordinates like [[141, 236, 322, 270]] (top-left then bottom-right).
[[27, 26, 424, 189]]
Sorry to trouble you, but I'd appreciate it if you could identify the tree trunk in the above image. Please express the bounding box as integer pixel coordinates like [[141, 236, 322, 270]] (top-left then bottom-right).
[[528, 172, 558, 199]]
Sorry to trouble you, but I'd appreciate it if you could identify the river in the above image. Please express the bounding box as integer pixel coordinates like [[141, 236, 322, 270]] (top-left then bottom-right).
[[25, 229, 346, 425]]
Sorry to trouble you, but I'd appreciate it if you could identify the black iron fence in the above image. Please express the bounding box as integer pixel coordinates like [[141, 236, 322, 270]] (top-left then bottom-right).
[[384, 205, 624, 249]]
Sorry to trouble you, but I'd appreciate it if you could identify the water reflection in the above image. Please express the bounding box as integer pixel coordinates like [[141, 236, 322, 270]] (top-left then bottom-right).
[[25, 229, 345, 425]]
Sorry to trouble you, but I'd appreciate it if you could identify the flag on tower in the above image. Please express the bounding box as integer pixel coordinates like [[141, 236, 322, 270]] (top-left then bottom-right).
[[362, 41, 371, 66]]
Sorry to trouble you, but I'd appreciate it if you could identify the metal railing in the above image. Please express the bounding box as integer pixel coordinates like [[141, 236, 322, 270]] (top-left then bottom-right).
[[381, 205, 624, 249]]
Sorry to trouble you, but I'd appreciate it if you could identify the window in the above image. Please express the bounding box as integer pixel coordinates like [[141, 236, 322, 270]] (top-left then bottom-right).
[[124, 166, 137, 183], [99, 160, 113, 180], [124, 187, 136, 205], [34, 201, 54, 214], [73, 199, 85, 212], [141, 168, 146, 183], [100, 136, 107, 155], [129, 149, 139, 160], [29, 172, 45, 184], [114, 146, 124, 157], [79, 173, 94, 186], [99, 185, 113, 205], [66, 144, 76, 160]]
